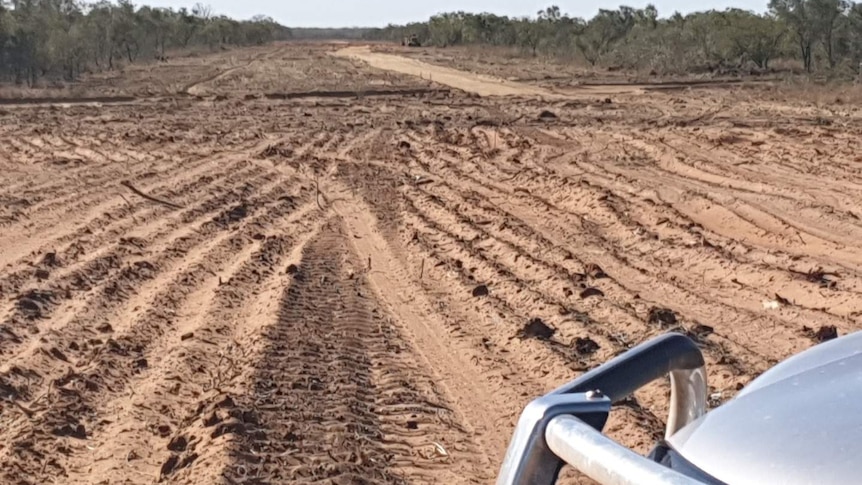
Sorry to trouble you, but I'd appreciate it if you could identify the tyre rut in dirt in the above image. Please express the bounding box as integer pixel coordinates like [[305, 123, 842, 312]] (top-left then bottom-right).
[[0, 188, 310, 483], [0, 167, 281, 361], [223, 223, 481, 484]]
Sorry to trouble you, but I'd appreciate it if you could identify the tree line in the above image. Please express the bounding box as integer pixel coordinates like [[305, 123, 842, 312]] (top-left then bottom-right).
[[0, 0, 291, 86], [365, 1, 862, 76]]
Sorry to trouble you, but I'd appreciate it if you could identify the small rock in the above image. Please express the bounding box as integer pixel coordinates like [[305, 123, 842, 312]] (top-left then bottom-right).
[[762, 299, 781, 310], [96, 323, 113, 333], [648, 307, 677, 327], [180, 332, 194, 341], [518, 318, 556, 341], [574, 337, 600, 356], [472, 284, 489, 297], [227, 205, 248, 222], [538, 110, 558, 120], [579, 288, 604, 299], [52, 423, 87, 439], [167, 435, 188, 452], [286, 264, 299, 275], [42, 252, 59, 267], [211, 419, 245, 439], [216, 395, 236, 409], [49, 347, 68, 362], [689, 323, 714, 340], [809, 325, 838, 343], [35, 269, 50, 280], [406, 420, 419, 430], [157, 424, 172, 437], [160, 454, 180, 478], [586, 264, 608, 279]]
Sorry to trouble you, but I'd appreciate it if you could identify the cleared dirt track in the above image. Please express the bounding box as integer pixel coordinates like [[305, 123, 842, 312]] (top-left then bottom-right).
[[2, 42, 862, 484]]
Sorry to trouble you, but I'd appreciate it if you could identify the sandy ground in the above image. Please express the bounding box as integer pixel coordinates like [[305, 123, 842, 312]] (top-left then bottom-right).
[[1, 41, 862, 485]]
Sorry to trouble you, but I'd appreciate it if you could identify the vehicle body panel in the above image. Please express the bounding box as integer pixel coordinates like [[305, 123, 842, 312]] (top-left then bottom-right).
[[667, 331, 862, 484]]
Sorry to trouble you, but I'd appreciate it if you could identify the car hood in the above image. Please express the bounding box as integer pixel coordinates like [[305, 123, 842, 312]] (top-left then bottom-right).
[[667, 331, 862, 485]]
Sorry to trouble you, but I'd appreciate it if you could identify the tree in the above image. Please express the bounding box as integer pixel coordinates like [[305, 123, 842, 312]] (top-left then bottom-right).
[[575, 8, 638, 65], [363, 2, 861, 76], [770, 0, 817, 71], [724, 9, 785, 68], [0, 0, 290, 85], [810, 0, 847, 67], [515, 17, 542, 55]]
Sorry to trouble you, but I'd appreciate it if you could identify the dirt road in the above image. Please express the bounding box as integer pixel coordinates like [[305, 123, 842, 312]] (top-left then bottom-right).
[[1, 43, 861, 485], [334, 45, 557, 98]]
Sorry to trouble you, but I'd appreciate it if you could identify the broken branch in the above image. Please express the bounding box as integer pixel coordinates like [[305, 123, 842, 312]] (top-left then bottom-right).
[[120, 181, 183, 210]]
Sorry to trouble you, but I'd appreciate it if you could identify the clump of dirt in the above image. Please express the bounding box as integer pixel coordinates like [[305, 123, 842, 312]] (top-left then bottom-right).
[[52, 422, 87, 440], [212, 203, 251, 226], [41, 251, 60, 267], [648, 307, 678, 327], [518, 318, 556, 341], [538, 110, 558, 120], [685, 323, 714, 343], [579, 287, 604, 299], [258, 144, 293, 158], [585, 263, 608, 279], [802, 325, 838, 343], [16, 289, 58, 319], [228, 205, 248, 221], [574, 337, 600, 356], [167, 435, 188, 452]]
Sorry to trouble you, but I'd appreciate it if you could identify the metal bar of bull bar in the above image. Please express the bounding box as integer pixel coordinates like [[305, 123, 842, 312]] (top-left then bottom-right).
[[496, 332, 708, 485], [545, 415, 705, 485]]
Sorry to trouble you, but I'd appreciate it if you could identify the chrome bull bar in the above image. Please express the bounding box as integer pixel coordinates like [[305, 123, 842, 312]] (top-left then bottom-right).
[[496, 333, 708, 485]]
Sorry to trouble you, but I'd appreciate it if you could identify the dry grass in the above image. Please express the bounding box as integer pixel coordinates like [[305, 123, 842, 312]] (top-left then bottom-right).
[[201, 45, 429, 94], [0, 83, 97, 100], [755, 78, 862, 107]]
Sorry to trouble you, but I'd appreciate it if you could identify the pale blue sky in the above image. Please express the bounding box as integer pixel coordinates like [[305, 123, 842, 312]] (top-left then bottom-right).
[[140, 0, 766, 27]]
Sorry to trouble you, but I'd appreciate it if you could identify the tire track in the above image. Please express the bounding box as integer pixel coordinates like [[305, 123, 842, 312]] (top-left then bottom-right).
[[0, 132, 293, 271], [394, 133, 790, 397], [0, 177, 312, 483], [58, 206, 324, 485], [212, 222, 485, 484], [0, 169, 301, 392], [409, 127, 855, 351], [333, 159, 666, 453], [0, 164, 275, 353], [561, 147, 862, 319]]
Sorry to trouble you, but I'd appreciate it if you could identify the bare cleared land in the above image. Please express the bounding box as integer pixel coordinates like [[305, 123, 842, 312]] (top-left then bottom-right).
[[1, 41, 862, 485]]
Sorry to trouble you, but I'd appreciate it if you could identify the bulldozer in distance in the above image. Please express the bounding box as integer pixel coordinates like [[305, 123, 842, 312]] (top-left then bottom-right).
[[401, 34, 421, 47]]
